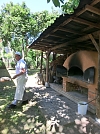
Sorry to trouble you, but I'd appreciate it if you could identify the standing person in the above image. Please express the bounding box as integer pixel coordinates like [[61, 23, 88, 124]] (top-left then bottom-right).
[[7, 51, 28, 109]]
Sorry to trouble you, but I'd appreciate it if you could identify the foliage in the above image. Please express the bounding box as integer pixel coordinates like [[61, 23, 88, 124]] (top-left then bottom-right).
[[0, 2, 31, 50], [0, 2, 59, 59], [61, 0, 80, 14], [0, 60, 3, 67], [47, 0, 64, 7], [25, 57, 33, 69], [0, 2, 60, 71], [47, 0, 80, 14], [10, 61, 16, 68], [0, 59, 6, 69], [3, 52, 13, 59], [0, 2, 59, 69]]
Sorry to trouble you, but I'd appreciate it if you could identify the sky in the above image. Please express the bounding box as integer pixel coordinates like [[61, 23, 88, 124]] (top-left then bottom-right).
[[0, 0, 59, 13]]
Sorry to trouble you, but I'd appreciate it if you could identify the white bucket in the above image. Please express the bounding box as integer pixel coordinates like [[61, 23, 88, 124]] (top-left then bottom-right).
[[78, 101, 88, 115], [45, 82, 50, 88]]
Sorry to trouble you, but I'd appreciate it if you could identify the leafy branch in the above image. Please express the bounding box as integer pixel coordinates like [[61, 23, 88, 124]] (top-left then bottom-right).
[[47, 0, 80, 14]]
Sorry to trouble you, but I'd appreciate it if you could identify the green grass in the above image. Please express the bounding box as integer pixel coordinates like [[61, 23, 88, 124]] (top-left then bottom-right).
[[0, 69, 46, 134]]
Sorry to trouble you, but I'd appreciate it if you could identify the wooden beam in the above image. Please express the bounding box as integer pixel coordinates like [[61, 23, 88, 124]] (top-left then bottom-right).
[[50, 34, 66, 38], [58, 27, 83, 35], [96, 32, 100, 118], [42, 38, 56, 43], [82, 26, 93, 32], [45, 18, 72, 36], [90, 0, 100, 6], [76, 6, 86, 16], [76, 0, 100, 16], [61, 18, 72, 26], [36, 1, 100, 41], [85, 5, 100, 16], [45, 51, 51, 83], [88, 34, 99, 52], [39, 41, 55, 45], [50, 34, 90, 51], [40, 51, 43, 73], [72, 17, 100, 29], [49, 18, 72, 33]]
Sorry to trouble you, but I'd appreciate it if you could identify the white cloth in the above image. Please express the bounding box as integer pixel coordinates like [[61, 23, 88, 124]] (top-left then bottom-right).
[[14, 75, 28, 100], [14, 59, 28, 101]]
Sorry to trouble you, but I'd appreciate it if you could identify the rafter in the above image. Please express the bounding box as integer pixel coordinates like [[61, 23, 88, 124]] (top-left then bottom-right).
[[88, 34, 99, 52], [50, 34, 90, 51], [57, 27, 83, 35], [91, 0, 100, 6], [72, 17, 100, 29], [85, 5, 100, 16]]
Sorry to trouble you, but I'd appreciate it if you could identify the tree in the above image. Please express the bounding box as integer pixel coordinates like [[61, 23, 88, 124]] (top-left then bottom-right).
[[47, 0, 80, 14], [0, 2, 31, 54], [0, 2, 59, 56], [0, 1, 59, 68]]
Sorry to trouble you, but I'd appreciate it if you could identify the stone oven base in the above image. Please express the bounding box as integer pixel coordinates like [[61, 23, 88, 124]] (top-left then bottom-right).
[[50, 83, 96, 114]]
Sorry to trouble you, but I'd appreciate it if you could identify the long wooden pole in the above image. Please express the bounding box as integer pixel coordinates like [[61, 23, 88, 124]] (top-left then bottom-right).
[[45, 51, 51, 87], [40, 51, 43, 73], [96, 33, 100, 119]]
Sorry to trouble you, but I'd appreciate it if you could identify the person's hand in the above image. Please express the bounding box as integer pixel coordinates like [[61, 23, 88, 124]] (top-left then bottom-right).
[[12, 75, 17, 79]]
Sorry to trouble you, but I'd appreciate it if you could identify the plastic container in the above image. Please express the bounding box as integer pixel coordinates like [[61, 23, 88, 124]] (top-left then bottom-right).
[[45, 82, 50, 88], [78, 101, 88, 115]]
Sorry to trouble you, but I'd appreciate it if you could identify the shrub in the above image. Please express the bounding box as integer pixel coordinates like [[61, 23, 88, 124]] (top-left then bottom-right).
[[0, 60, 3, 67], [10, 61, 16, 68], [0, 59, 6, 69], [25, 57, 33, 69]]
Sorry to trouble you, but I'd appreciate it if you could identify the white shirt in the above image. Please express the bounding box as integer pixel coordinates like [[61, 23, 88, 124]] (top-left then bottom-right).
[[15, 59, 27, 76]]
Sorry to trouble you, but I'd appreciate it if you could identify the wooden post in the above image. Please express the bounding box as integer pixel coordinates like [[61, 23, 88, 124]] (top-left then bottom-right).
[[40, 51, 43, 73], [49, 52, 57, 82], [53, 52, 56, 61], [45, 51, 51, 87], [89, 33, 100, 119], [96, 33, 100, 119]]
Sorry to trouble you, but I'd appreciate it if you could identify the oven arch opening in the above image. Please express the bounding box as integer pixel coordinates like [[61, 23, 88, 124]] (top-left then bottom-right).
[[68, 66, 83, 80]]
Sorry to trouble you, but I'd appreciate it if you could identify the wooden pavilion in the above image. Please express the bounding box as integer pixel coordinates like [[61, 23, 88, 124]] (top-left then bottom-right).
[[29, 0, 100, 119]]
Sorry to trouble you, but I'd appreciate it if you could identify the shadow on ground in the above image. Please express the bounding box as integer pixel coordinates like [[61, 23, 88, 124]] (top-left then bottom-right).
[[0, 68, 100, 134]]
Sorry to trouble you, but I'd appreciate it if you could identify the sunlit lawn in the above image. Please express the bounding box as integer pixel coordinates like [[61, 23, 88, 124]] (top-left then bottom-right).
[[0, 69, 46, 134]]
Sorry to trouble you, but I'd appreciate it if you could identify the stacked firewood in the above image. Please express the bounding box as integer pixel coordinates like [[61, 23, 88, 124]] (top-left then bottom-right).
[[50, 55, 67, 75], [49, 55, 67, 83]]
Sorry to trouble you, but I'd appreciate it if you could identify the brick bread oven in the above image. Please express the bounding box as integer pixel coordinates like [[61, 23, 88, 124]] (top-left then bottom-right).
[[62, 50, 98, 112]]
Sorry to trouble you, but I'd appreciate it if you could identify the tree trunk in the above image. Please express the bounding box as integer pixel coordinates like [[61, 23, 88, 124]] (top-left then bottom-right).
[[21, 39, 25, 59]]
